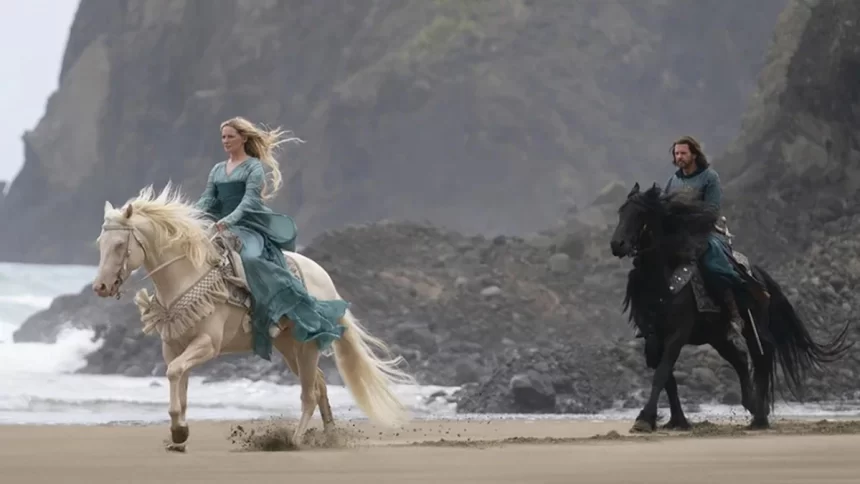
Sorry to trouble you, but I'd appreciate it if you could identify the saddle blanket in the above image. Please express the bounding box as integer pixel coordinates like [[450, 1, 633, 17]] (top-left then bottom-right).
[[667, 249, 753, 314]]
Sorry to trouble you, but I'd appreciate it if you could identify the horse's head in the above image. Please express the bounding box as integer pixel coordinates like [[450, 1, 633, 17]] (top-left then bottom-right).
[[610, 182, 662, 258], [93, 184, 220, 298], [93, 201, 148, 298]]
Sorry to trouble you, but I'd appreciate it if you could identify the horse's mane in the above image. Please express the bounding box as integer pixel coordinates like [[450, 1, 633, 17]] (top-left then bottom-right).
[[627, 184, 718, 237], [103, 182, 219, 269], [621, 184, 719, 336]]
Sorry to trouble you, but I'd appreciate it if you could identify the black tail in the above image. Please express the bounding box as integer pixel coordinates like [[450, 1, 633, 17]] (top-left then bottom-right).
[[752, 265, 853, 403]]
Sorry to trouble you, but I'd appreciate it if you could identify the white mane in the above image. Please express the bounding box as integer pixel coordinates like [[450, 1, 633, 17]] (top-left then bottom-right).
[[104, 182, 219, 268]]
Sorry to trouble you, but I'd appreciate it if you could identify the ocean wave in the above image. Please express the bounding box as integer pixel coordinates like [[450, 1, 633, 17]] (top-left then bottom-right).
[[0, 327, 103, 374], [0, 371, 459, 425], [0, 293, 56, 308]]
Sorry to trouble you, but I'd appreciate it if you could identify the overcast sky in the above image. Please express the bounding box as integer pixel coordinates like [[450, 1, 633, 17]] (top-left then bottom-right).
[[0, 1, 79, 183]]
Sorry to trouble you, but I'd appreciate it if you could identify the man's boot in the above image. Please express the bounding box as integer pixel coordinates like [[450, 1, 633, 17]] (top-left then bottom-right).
[[724, 289, 747, 350]]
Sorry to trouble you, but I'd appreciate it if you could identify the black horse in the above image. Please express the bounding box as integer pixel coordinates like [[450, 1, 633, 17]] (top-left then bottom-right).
[[610, 182, 851, 432]]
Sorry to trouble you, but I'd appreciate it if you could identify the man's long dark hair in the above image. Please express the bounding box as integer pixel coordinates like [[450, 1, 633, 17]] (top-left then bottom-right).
[[671, 135, 710, 170]]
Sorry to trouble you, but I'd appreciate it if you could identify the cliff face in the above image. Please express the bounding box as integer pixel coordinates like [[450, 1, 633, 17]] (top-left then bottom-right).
[[718, 0, 860, 262], [721, 0, 860, 188], [0, 0, 786, 264]]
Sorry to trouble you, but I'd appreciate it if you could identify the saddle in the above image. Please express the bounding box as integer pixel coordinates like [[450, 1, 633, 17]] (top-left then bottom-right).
[[716, 216, 768, 297], [667, 217, 762, 313], [210, 230, 252, 308], [714, 215, 733, 245], [633, 217, 766, 339], [210, 230, 307, 337]]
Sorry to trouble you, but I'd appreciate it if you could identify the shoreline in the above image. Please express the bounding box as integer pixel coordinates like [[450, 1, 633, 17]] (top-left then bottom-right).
[[4, 401, 860, 427], [3, 410, 860, 428]]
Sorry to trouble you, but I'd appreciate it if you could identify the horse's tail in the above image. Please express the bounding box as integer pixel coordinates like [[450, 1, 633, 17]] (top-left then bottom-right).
[[752, 265, 853, 402], [332, 309, 416, 427]]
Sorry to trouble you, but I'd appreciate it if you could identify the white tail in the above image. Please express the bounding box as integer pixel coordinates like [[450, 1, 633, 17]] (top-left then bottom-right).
[[333, 310, 417, 427]]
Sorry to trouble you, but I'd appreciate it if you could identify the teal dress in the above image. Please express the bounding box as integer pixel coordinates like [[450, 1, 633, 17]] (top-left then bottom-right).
[[664, 166, 742, 291], [195, 158, 347, 360]]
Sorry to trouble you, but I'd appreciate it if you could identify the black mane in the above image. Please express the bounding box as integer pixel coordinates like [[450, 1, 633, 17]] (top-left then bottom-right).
[[624, 184, 718, 262], [621, 184, 719, 334], [626, 184, 718, 237]]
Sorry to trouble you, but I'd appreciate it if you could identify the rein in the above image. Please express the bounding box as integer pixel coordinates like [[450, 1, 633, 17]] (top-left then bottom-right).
[[145, 255, 187, 280], [100, 223, 208, 299], [628, 223, 659, 257], [101, 223, 145, 299], [101, 222, 224, 300]]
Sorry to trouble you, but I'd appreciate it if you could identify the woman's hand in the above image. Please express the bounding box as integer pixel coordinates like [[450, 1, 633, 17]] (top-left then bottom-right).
[[214, 221, 227, 233]]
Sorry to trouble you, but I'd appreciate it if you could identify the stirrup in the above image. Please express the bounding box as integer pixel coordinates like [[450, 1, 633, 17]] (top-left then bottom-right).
[[730, 316, 744, 335]]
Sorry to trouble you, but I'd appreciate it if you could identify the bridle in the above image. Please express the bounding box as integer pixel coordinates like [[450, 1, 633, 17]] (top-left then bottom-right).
[[619, 195, 662, 258], [100, 223, 187, 299], [629, 223, 659, 257]]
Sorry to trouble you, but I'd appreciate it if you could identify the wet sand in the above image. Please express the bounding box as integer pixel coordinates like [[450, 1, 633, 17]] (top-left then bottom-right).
[[2, 417, 860, 483]]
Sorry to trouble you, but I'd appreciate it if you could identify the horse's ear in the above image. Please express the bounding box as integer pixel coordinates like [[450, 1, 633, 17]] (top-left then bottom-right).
[[628, 182, 640, 198], [123, 204, 133, 219], [104, 201, 114, 213], [652, 182, 658, 191]]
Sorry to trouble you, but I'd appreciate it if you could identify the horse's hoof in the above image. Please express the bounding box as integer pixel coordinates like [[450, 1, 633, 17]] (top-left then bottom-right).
[[630, 419, 655, 433], [661, 420, 692, 431], [747, 418, 770, 431], [166, 442, 186, 453], [171, 425, 190, 445]]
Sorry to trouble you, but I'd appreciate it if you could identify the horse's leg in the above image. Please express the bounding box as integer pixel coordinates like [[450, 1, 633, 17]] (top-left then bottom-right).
[[164, 334, 218, 451], [178, 373, 190, 426], [749, 347, 773, 430], [710, 339, 756, 417], [273, 332, 300, 377], [274, 332, 334, 431], [661, 373, 691, 430], [292, 341, 321, 444], [315, 367, 335, 431], [744, 298, 772, 430], [161, 342, 184, 446], [632, 317, 694, 433], [643, 334, 689, 430]]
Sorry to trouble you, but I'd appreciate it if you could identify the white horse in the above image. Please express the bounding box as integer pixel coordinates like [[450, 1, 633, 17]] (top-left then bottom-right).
[[92, 184, 416, 451]]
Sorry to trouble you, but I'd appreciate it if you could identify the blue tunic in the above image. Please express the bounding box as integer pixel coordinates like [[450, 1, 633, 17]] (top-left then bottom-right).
[[664, 166, 741, 291], [196, 158, 347, 360], [664, 166, 722, 211]]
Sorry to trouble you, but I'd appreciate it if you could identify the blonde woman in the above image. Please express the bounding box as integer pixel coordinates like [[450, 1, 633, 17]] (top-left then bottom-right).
[[195, 116, 347, 360]]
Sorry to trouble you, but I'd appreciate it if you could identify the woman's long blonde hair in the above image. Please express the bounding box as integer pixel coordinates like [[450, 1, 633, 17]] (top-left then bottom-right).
[[220, 116, 304, 200]]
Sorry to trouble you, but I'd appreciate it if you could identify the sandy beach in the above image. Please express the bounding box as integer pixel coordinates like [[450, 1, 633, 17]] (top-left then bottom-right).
[[2, 417, 860, 483]]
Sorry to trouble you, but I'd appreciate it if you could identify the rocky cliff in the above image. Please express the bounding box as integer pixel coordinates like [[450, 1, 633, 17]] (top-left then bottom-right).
[[719, 0, 860, 264], [0, 0, 786, 264]]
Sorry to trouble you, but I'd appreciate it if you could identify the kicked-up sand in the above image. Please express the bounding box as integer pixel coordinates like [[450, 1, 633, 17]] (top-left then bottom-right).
[[2, 416, 860, 483]]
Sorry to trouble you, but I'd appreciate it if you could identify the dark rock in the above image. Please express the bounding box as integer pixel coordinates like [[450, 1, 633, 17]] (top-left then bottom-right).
[[510, 371, 556, 412], [690, 367, 720, 392], [122, 365, 149, 377], [453, 358, 481, 385], [721, 390, 742, 406], [548, 253, 571, 273]]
